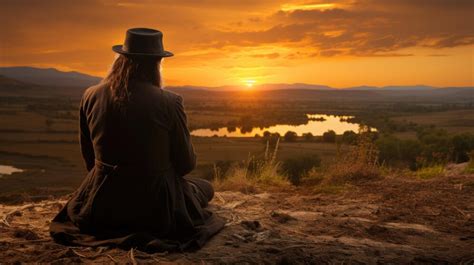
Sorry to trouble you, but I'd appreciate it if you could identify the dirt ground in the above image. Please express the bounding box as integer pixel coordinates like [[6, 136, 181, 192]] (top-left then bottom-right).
[[1, 173, 473, 264]]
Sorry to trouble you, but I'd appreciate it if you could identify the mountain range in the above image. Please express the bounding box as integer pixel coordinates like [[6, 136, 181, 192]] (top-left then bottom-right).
[[0, 66, 102, 88], [2, 66, 472, 92]]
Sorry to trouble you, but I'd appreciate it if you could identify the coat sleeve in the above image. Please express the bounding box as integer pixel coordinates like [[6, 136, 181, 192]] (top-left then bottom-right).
[[171, 95, 196, 177], [79, 98, 95, 172]]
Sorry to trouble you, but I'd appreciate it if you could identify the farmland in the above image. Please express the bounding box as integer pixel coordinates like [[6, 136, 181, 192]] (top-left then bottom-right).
[[0, 85, 473, 197]]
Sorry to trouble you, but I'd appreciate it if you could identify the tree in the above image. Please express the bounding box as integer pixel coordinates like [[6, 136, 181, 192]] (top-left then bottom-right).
[[284, 131, 297, 142], [322, 130, 336, 143], [262, 131, 280, 147], [342, 131, 358, 145], [303, 132, 314, 142], [451, 133, 474, 163]]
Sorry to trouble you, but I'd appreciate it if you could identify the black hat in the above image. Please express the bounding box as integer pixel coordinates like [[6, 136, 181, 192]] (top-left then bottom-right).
[[112, 28, 173, 57]]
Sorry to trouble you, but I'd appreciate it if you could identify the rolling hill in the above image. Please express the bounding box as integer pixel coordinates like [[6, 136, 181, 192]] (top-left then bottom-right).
[[0, 66, 473, 102], [0, 66, 102, 87]]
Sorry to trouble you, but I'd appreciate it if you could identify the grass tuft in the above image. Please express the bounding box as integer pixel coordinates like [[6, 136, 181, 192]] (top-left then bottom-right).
[[414, 165, 445, 179], [324, 133, 381, 185], [213, 137, 290, 193]]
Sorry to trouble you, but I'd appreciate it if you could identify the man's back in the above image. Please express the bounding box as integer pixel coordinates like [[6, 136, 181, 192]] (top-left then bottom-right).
[[80, 81, 183, 174]]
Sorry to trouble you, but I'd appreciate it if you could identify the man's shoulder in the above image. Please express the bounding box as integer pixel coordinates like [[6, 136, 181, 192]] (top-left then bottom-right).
[[133, 82, 180, 102], [82, 82, 108, 103], [161, 87, 182, 103]]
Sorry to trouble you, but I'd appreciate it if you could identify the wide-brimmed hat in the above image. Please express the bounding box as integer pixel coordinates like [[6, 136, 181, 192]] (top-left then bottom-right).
[[112, 28, 173, 57]]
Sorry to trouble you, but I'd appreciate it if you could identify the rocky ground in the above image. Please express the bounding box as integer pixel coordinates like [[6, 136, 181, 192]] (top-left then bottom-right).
[[1, 172, 473, 264]]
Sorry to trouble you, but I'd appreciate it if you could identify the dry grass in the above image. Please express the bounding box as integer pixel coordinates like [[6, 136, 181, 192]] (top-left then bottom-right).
[[213, 138, 290, 193], [414, 165, 445, 179], [300, 133, 382, 194], [323, 134, 381, 185], [214, 133, 384, 194]]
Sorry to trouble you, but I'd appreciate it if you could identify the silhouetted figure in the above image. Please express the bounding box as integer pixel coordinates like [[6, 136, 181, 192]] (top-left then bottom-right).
[[50, 28, 225, 252]]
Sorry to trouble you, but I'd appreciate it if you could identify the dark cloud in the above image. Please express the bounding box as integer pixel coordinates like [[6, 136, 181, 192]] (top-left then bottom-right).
[[0, 0, 472, 78], [201, 0, 474, 56]]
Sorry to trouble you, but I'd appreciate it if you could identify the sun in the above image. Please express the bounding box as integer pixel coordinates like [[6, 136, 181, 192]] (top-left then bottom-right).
[[244, 80, 256, 88]]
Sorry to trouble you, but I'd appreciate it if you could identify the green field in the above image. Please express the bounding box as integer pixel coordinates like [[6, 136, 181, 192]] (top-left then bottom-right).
[[392, 110, 474, 134], [1, 88, 473, 196], [0, 102, 344, 195]]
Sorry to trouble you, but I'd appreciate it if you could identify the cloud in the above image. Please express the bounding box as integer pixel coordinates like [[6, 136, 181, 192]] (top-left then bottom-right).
[[195, 0, 474, 57], [0, 0, 472, 85], [2, 0, 472, 58]]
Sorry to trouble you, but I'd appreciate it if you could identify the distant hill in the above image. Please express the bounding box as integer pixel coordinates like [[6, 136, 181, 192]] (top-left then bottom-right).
[[0, 72, 88, 98], [211, 83, 333, 91], [347, 85, 436, 91], [1, 66, 471, 92], [0, 66, 102, 87], [0, 66, 472, 101], [0, 75, 34, 89]]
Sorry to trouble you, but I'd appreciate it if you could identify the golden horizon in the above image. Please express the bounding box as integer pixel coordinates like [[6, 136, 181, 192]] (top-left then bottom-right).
[[1, 1, 473, 87]]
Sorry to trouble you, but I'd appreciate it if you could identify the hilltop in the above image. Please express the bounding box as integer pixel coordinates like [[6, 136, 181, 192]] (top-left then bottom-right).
[[1, 169, 473, 264], [0, 67, 101, 88]]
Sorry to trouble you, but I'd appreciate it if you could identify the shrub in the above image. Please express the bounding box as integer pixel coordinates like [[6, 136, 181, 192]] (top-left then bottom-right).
[[322, 130, 336, 143], [376, 130, 474, 170], [451, 133, 474, 163], [284, 131, 297, 142], [341, 130, 358, 145], [376, 136, 422, 169], [303, 132, 314, 142], [213, 137, 290, 192], [325, 133, 381, 185], [212, 166, 258, 193], [465, 151, 474, 174], [199, 160, 234, 181], [281, 154, 321, 185]]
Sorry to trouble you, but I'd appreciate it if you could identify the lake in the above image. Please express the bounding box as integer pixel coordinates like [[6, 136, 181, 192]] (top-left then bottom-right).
[[191, 114, 367, 137], [0, 165, 24, 177]]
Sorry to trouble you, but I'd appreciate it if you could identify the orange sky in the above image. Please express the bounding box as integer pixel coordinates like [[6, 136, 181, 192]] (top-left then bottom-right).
[[0, 0, 473, 87]]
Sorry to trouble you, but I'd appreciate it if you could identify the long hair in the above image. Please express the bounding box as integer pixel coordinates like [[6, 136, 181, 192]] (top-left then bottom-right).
[[103, 54, 162, 102]]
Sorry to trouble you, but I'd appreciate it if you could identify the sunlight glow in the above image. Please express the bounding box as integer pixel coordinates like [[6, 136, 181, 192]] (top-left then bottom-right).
[[244, 80, 256, 88]]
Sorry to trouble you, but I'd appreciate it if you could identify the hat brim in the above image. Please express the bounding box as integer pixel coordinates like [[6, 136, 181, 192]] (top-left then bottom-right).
[[112, 45, 174, 57]]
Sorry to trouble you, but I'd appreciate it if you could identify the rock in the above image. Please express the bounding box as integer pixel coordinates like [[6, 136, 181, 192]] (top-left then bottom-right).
[[254, 231, 271, 242], [13, 228, 40, 240], [11, 210, 22, 217], [366, 224, 389, 235], [271, 211, 297, 223], [241, 220, 263, 231], [232, 234, 247, 241], [264, 247, 281, 253]]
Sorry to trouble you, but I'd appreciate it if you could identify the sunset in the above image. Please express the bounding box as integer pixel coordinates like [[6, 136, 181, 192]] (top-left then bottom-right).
[[1, 1, 474, 263], [1, 0, 473, 87]]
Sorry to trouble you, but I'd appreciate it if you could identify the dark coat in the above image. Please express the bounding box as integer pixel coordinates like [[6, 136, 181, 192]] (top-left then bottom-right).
[[50, 81, 225, 252]]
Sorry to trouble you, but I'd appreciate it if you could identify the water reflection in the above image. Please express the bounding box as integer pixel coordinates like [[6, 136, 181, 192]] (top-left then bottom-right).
[[191, 114, 368, 137], [0, 165, 24, 177]]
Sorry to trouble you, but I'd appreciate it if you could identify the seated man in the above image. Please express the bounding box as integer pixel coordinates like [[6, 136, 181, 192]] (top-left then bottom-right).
[[50, 28, 225, 252]]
